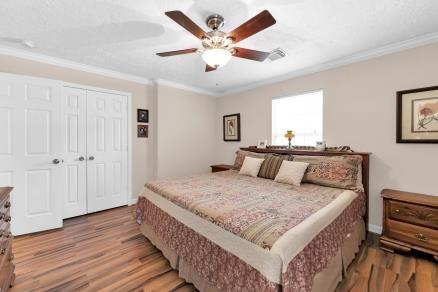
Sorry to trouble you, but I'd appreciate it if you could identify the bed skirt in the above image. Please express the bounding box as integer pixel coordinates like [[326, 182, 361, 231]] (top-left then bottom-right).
[[139, 218, 365, 292]]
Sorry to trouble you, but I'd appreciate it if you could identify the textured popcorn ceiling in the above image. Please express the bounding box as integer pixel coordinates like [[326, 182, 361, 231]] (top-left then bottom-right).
[[0, 0, 437, 94]]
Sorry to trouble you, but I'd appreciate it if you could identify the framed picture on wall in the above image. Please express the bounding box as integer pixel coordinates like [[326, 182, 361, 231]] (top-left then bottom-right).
[[223, 113, 241, 141], [397, 86, 438, 143], [137, 125, 148, 138], [137, 109, 149, 123]]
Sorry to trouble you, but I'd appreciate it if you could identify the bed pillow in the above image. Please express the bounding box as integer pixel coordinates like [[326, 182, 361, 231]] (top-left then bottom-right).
[[274, 161, 309, 186], [233, 150, 265, 170], [239, 156, 265, 177], [293, 155, 362, 190], [258, 154, 293, 180]]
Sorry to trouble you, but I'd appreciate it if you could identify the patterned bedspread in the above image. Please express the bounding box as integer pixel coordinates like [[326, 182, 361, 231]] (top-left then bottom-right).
[[146, 170, 346, 250]]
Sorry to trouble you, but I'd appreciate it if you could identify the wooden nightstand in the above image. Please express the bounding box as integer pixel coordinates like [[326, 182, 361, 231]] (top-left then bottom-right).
[[210, 164, 234, 173], [380, 189, 438, 261]]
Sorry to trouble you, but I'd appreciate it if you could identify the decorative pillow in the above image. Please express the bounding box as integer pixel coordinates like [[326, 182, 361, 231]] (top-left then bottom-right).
[[239, 157, 265, 177], [293, 155, 362, 190], [274, 161, 309, 186], [233, 150, 265, 170], [258, 154, 293, 180]]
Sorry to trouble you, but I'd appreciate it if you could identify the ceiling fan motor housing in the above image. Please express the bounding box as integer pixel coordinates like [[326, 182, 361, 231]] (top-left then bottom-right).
[[206, 14, 225, 30]]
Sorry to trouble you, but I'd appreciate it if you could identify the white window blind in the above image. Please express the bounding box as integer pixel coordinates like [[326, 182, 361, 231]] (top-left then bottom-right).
[[272, 90, 323, 146]]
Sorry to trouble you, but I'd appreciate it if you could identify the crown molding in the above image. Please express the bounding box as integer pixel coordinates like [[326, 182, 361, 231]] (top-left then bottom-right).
[[219, 32, 438, 96], [2, 31, 438, 98], [154, 78, 220, 97], [0, 45, 220, 96], [0, 46, 155, 85]]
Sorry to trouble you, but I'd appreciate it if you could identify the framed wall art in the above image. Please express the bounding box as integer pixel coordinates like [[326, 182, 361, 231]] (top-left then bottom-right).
[[397, 86, 438, 143], [137, 124, 148, 138], [137, 109, 149, 123], [223, 113, 241, 141]]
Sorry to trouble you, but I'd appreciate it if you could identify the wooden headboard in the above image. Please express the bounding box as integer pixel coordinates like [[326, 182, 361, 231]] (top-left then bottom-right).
[[240, 147, 372, 230]]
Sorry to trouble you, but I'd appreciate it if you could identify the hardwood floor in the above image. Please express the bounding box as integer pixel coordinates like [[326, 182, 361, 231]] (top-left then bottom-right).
[[337, 235, 438, 292], [12, 206, 438, 292], [12, 206, 195, 292]]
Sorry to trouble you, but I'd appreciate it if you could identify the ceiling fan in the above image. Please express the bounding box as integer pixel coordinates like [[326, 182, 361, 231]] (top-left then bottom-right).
[[156, 10, 276, 72]]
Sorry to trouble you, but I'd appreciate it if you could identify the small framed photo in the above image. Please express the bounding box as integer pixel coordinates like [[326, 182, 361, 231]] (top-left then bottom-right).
[[315, 141, 326, 151], [137, 125, 148, 138], [223, 113, 241, 141], [137, 109, 149, 123], [397, 86, 438, 143], [257, 140, 268, 149]]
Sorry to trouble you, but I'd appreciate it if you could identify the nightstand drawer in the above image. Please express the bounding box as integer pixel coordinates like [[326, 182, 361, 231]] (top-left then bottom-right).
[[389, 200, 438, 229], [386, 219, 438, 251]]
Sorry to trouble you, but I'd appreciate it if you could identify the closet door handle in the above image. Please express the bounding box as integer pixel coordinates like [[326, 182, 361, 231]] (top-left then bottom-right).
[[78, 156, 85, 161], [52, 158, 61, 164], [88, 156, 95, 161]]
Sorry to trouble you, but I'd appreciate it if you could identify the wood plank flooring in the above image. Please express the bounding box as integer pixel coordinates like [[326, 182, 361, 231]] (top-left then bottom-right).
[[12, 206, 438, 292], [337, 235, 438, 292], [12, 206, 195, 292]]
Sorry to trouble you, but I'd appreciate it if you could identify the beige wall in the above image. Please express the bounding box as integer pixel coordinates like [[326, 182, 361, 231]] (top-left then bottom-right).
[[0, 54, 153, 199], [156, 85, 216, 179], [215, 42, 438, 231]]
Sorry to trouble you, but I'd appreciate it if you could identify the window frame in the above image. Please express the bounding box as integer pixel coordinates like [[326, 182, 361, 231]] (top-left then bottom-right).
[[271, 89, 324, 146]]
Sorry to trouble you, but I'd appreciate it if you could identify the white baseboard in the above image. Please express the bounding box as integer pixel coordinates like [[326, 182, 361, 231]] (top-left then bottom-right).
[[368, 224, 382, 235], [129, 198, 138, 206]]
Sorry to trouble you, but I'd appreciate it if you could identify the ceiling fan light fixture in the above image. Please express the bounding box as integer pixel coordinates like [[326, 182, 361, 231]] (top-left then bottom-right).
[[202, 48, 232, 68]]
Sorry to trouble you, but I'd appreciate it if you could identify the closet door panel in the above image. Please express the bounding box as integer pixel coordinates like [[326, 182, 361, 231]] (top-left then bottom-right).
[[62, 87, 87, 218], [0, 73, 64, 235], [87, 91, 128, 213]]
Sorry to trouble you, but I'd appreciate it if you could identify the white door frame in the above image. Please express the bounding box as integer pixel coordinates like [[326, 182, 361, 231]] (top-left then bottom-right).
[[62, 82, 133, 204]]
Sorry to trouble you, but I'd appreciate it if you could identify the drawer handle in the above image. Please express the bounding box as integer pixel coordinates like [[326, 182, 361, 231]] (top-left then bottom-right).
[[415, 233, 428, 242], [4, 216, 11, 222], [394, 209, 400, 213], [4, 202, 10, 209]]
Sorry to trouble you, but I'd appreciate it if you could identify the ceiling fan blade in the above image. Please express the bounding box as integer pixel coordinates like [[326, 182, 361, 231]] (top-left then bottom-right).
[[165, 11, 207, 39], [228, 10, 276, 43], [233, 47, 270, 61], [156, 48, 198, 57], [205, 65, 217, 72]]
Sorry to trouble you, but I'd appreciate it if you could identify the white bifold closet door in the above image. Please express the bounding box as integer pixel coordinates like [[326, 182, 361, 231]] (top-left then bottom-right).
[[62, 87, 129, 217], [85, 90, 128, 213], [0, 73, 64, 235], [62, 87, 87, 218]]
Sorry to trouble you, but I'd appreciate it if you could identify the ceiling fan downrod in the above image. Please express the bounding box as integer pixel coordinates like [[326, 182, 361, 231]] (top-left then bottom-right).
[[206, 14, 225, 31]]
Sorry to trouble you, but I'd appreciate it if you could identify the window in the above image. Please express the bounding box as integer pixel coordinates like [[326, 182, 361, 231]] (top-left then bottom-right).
[[272, 90, 323, 146]]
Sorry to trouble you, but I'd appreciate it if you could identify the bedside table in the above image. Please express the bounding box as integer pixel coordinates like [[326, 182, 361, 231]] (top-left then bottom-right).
[[380, 189, 438, 261], [210, 164, 234, 173]]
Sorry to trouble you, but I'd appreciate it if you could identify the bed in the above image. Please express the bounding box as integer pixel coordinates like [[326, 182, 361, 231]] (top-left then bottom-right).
[[135, 148, 370, 292]]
